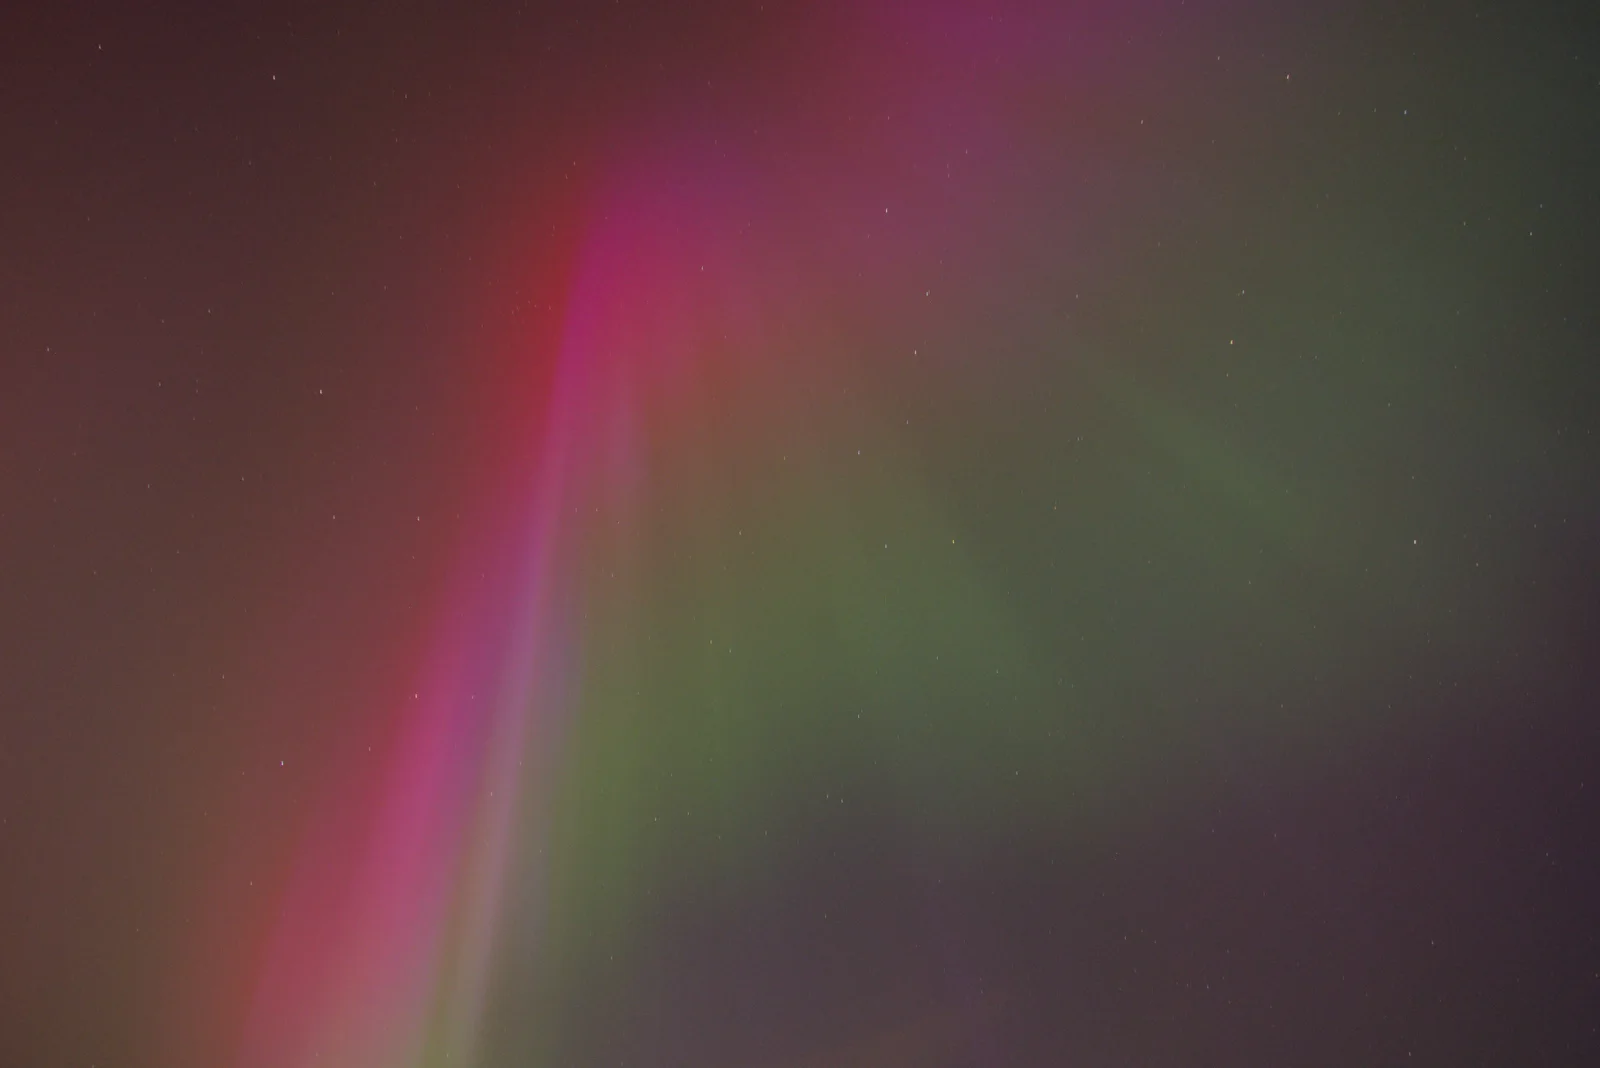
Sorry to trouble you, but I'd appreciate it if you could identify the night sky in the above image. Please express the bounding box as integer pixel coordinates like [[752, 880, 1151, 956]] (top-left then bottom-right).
[[4, 1, 1600, 1065]]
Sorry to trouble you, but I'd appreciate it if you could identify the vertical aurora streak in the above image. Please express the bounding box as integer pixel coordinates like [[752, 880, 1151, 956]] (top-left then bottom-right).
[[7, 1, 1591, 1065], [227, 2, 1600, 1061], [231, 9, 1054, 1060]]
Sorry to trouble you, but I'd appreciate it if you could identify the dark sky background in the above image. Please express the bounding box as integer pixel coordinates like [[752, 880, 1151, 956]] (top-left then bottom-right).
[[3, 2, 1599, 1066]]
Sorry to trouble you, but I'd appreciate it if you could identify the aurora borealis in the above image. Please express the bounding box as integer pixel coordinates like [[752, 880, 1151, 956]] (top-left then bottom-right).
[[4, 1, 1599, 1064]]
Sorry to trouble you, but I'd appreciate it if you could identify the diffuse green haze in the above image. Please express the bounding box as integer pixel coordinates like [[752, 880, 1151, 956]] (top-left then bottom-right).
[[536, 134, 1552, 1038]]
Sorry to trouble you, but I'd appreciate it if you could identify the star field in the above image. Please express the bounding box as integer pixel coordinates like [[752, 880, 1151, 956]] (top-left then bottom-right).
[[2, 2, 1599, 1066]]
